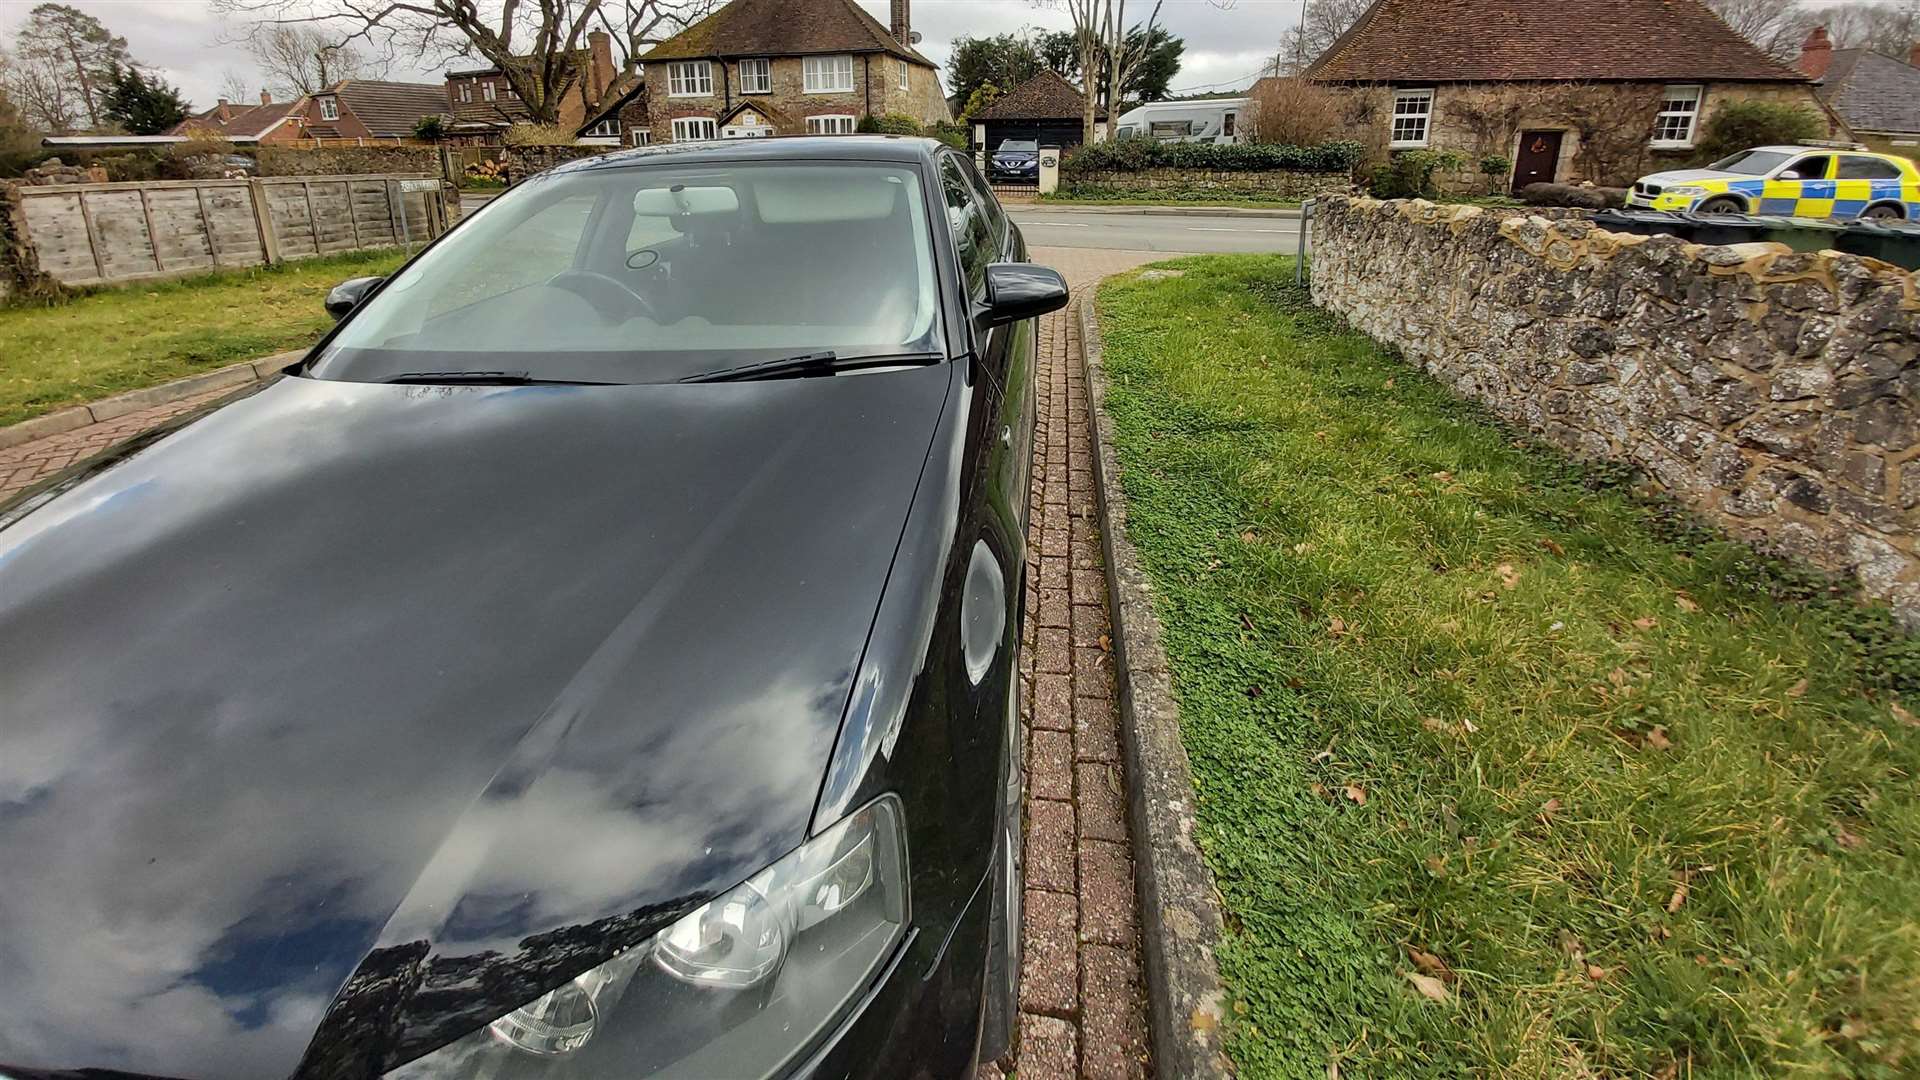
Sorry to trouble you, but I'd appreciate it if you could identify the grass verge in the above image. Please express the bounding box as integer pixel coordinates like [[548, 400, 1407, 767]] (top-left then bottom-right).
[[1096, 255, 1920, 1078], [0, 247, 407, 427]]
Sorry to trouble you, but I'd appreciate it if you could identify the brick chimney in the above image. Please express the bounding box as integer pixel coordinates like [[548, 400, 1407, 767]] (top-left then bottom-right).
[[890, 0, 911, 46], [587, 30, 615, 98], [1798, 25, 1833, 79], [1911, 40, 1920, 68], [260, 90, 272, 105]]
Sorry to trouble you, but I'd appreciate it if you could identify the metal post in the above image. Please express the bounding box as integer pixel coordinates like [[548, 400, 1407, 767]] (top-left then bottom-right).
[[1296, 198, 1316, 285]]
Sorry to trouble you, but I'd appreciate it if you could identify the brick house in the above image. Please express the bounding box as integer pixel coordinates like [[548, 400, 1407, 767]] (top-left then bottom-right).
[[1798, 27, 1920, 153], [633, 0, 950, 144], [292, 80, 450, 143], [1280, 0, 1846, 191], [169, 92, 307, 145], [446, 30, 621, 145]]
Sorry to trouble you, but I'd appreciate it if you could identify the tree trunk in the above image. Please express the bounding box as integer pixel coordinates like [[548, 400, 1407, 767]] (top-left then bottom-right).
[[65, 41, 98, 128]]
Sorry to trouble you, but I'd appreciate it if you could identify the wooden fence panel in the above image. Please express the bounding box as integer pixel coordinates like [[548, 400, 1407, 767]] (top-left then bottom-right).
[[11, 174, 443, 288], [18, 191, 98, 280]]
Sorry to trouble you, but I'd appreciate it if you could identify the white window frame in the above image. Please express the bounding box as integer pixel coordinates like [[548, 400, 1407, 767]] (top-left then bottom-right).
[[807, 114, 856, 134], [671, 116, 717, 141], [483, 81, 497, 102], [803, 54, 855, 94], [897, 58, 910, 91], [630, 128, 652, 146], [668, 60, 714, 98], [457, 83, 471, 104], [319, 95, 340, 121], [582, 118, 619, 137], [1651, 84, 1702, 149], [1388, 88, 1432, 149], [739, 58, 771, 94]]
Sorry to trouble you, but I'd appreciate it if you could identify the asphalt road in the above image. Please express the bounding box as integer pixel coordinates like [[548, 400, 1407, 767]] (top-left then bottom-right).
[[1007, 208, 1305, 254]]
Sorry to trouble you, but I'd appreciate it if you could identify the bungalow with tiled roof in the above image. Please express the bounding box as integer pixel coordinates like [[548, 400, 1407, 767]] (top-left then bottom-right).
[[169, 92, 306, 144], [635, 0, 950, 143], [1797, 28, 1920, 152], [293, 80, 450, 144], [1271, 0, 1846, 191], [971, 70, 1103, 155]]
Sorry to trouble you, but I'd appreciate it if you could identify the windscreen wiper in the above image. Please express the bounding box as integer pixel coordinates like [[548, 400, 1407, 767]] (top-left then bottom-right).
[[678, 352, 940, 384], [383, 371, 611, 386]]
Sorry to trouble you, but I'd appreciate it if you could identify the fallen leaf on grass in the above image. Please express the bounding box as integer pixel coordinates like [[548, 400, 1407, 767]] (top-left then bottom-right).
[[1239, 530, 1258, 544], [1633, 616, 1659, 630], [1424, 855, 1448, 878], [1645, 726, 1673, 751], [1407, 947, 1456, 983], [1835, 825, 1866, 850], [1497, 563, 1521, 590], [1540, 538, 1566, 557], [1343, 784, 1368, 806], [1539, 798, 1563, 821], [1404, 972, 1450, 1002], [1558, 931, 1584, 960], [1310, 782, 1330, 800], [1586, 964, 1611, 982], [1667, 880, 1689, 913], [1675, 593, 1700, 613], [1328, 616, 1349, 637], [1431, 470, 1454, 483], [1892, 701, 1916, 727], [1292, 541, 1313, 555], [1787, 678, 1808, 698], [1383, 377, 1396, 389]]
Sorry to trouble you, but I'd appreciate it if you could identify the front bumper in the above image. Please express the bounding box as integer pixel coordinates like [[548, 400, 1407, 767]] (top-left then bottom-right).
[[1627, 192, 1700, 211], [792, 868, 992, 1080]]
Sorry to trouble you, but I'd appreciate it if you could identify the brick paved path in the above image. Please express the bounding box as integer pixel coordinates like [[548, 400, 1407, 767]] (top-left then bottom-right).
[[1000, 247, 1162, 1080], [0, 246, 1174, 1080], [0, 383, 243, 503]]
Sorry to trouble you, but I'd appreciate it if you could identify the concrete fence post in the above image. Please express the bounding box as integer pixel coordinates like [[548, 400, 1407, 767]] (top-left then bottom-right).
[[248, 178, 282, 264], [1038, 146, 1061, 195]]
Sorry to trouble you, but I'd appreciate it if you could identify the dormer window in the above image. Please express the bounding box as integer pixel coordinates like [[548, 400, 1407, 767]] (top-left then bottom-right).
[[318, 95, 339, 121]]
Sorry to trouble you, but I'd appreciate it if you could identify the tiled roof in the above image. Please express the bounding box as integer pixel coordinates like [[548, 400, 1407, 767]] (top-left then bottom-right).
[[329, 80, 450, 138], [1817, 49, 1920, 135], [974, 70, 1101, 121], [1306, 0, 1807, 83], [578, 73, 647, 133], [643, 0, 934, 67], [170, 99, 302, 139]]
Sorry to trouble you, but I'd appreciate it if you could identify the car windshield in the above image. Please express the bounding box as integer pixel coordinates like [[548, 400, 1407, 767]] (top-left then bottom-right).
[[998, 141, 1038, 153], [308, 160, 943, 385], [1707, 150, 1793, 175]]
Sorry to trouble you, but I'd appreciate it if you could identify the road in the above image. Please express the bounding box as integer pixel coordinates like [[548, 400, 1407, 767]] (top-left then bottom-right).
[[1007, 208, 1305, 254]]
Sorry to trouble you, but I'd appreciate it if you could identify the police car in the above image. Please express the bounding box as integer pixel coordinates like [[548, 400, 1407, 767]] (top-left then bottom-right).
[[1627, 146, 1920, 220]]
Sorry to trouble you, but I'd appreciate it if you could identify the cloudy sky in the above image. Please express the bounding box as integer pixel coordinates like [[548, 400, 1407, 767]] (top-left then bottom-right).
[[0, 0, 1297, 112]]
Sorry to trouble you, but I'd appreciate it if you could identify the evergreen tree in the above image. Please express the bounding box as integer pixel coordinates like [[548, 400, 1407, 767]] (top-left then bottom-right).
[[102, 65, 190, 135]]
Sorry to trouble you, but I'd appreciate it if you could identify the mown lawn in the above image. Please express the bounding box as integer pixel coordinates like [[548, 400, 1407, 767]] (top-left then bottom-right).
[[1096, 255, 1920, 1079], [0, 248, 407, 426]]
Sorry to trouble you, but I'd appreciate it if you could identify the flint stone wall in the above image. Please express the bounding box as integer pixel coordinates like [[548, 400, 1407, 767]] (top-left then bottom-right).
[[1311, 194, 1920, 620], [1063, 167, 1350, 201]]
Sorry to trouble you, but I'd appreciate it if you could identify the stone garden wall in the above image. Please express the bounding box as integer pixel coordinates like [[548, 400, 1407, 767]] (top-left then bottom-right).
[[1311, 194, 1920, 620], [1061, 167, 1350, 201], [255, 145, 442, 178]]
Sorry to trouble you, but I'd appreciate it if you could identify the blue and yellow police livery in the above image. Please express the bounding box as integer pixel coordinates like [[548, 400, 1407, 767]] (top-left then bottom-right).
[[1627, 145, 1920, 221]]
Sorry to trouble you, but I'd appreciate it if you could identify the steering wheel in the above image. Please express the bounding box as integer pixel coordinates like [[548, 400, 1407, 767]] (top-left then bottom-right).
[[546, 269, 656, 323]]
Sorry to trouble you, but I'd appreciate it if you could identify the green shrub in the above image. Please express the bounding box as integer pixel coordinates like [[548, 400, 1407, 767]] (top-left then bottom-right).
[[930, 121, 969, 149], [1063, 139, 1364, 175], [1689, 100, 1825, 165], [856, 112, 925, 136], [1367, 148, 1467, 198]]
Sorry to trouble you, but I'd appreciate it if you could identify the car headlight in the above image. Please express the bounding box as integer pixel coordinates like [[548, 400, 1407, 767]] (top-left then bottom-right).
[[1668, 185, 1709, 197], [388, 796, 908, 1078]]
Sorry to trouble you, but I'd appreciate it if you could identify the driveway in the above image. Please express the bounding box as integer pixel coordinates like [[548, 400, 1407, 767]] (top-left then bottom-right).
[[1010, 209, 1304, 253]]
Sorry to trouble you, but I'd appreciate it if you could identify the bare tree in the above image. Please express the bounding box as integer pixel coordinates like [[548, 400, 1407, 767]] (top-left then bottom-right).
[[592, 0, 720, 73], [1102, 0, 1165, 137], [4, 46, 83, 134], [1272, 0, 1372, 76], [1053, 0, 1105, 143], [217, 0, 710, 126], [1703, 0, 1820, 59], [218, 70, 255, 104], [1829, 0, 1920, 59], [15, 3, 134, 129], [245, 24, 388, 97]]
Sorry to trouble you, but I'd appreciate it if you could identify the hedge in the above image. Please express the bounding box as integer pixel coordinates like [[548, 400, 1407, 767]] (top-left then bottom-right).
[[1063, 139, 1364, 175]]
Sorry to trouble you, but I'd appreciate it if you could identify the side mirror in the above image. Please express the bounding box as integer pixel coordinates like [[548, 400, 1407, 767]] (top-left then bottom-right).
[[980, 263, 1070, 328], [325, 276, 384, 321]]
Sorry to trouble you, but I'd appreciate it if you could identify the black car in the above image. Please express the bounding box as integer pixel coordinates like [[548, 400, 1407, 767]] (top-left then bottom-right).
[[0, 137, 1066, 1080], [987, 140, 1039, 183]]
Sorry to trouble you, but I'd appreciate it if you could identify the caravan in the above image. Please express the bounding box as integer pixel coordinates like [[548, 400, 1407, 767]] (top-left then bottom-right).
[[1112, 98, 1247, 145]]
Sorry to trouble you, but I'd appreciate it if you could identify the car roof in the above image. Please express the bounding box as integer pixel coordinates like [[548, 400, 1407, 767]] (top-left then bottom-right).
[[552, 135, 948, 176]]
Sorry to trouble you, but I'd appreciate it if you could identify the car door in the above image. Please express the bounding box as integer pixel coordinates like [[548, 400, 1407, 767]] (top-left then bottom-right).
[[1765, 153, 1832, 216], [1834, 153, 1908, 219], [960, 153, 1036, 541]]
